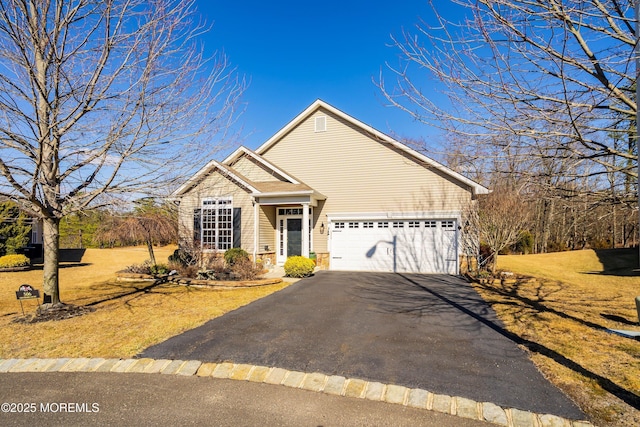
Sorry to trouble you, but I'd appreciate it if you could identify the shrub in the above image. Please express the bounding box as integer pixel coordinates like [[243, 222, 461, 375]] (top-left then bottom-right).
[[515, 231, 534, 254], [284, 256, 315, 278], [0, 253, 30, 268], [150, 263, 169, 275], [224, 248, 249, 266], [123, 262, 151, 274], [230, 257, 262, 280], [170, 262, 199, 279], [168, 248, 195, 266], [203, 254, 226, 272], [122, 262, 169, 275]]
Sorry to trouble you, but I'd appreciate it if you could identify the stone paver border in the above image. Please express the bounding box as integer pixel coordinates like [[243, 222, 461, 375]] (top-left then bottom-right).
[[0, 358, 592, 427]]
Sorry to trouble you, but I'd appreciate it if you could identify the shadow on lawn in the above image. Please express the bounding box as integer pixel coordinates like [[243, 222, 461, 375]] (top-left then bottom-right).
[[81, 278, 185, 308], [375, 274, 640, 411], [601, 313, 639, 326], [587, 248, 640, 277], [29, 263, 92, 270]]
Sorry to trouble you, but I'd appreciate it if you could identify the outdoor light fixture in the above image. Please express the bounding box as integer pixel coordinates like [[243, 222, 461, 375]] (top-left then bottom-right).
[[320, 222, 325, 234]]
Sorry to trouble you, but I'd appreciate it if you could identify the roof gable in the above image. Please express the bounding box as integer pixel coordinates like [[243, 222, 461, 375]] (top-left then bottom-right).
[[175, 100, 489, 200], [171, 150, 326, 200], [170, 159, 260, 197], [254, 99, 489, 196], [223, 146, 300, 184]]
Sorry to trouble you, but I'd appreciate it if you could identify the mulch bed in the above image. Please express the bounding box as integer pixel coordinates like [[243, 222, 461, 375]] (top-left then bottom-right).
[[12, 304, 95, 324]]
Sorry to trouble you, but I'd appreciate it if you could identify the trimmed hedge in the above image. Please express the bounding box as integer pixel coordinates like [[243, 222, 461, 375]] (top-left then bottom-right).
[[0, 254, 30, 269], [283, 256, 315, 278]]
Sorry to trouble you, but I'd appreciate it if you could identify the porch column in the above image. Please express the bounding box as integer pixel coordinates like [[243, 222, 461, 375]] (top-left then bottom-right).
[[253, 199, 259, 263], [302, 202, 310, 257]]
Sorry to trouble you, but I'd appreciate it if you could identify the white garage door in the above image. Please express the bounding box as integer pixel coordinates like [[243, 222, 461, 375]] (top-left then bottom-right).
[[329, 219, 458, 274]]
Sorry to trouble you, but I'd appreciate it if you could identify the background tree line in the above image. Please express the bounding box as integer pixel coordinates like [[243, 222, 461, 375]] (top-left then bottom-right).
[[381, 0, 639, 268], [0, 198, 178, 256], [466, 164, 637, 257], [61, 199, 177, 258]]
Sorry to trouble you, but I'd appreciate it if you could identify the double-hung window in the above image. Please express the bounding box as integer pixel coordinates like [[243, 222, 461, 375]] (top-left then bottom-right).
[[195, 197, 233, 251]]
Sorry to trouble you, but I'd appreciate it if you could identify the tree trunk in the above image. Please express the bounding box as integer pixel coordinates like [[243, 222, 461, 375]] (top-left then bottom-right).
[[541, 199, 554, 253], [489, 251, 498, 274], [146, 238, 157, 266], [43, 217, 61, 305]]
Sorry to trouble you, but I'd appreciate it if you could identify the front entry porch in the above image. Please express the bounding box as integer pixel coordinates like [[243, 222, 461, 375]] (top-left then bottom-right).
[[251, 188, 325, 266], [275, 207, 312, 265]]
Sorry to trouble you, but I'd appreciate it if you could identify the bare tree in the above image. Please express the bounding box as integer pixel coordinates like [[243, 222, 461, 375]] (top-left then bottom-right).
[[0, 0, 244, 306], [381, 0, 636, 177], [93, 199, 177, 265], [474, 186, 530, 273], [379, 0, 638, 253]]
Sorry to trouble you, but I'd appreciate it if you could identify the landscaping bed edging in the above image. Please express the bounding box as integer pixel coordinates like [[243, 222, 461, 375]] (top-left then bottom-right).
[[167, 275, 283, 289], [115, 271, 282, 288], [0, 265, 31, 273]]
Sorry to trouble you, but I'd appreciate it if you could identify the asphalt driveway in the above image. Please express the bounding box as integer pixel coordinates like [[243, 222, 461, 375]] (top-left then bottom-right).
[[140, 271, 583, 419], [0, 373, 490, 427]]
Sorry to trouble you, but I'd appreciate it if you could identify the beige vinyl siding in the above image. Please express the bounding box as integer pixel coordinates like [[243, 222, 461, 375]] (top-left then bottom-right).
[[229, 155, 288, 183], [312, 200, 326, 254], [177, 171, 256, 252], [258, 205, 276, 253], [261, 108, 472, 252]]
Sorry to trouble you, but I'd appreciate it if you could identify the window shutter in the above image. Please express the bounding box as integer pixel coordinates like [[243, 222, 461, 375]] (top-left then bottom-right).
[[233, 207, 241, 248], [193, 208, 202, 243]]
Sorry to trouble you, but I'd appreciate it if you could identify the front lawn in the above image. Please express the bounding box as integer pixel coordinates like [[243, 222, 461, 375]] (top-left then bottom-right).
[[473, 248, 640, 427], [0, 246, 289, 358]]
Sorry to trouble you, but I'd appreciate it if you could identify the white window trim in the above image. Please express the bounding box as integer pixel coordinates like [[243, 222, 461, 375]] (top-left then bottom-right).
[[200, 197, 233, 252], [275, 206, 314, 264]]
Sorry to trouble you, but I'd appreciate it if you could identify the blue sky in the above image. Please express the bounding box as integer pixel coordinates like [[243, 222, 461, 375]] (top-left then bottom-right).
[[196, 0, 454, 154]]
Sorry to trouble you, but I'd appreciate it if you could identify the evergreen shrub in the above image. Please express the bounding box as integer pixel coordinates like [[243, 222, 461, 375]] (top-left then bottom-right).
[[283, 256, 315, 278], [0, 254, 30, 268], [224, 248, 249, 266]]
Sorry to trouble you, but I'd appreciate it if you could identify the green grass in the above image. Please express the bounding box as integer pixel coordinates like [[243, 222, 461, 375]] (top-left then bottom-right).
[[470, 248, 640, 427], [0, 246, 289, 358]]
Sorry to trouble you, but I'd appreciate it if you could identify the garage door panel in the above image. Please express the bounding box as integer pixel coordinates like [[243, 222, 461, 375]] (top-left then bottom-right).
[[330, 227, 394, 272], [394, 226, 455, 274], [330, 220, 458, 274]]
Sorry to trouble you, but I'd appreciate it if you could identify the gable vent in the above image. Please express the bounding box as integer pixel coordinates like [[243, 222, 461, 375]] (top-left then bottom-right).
[[315, 116, 327, 132]]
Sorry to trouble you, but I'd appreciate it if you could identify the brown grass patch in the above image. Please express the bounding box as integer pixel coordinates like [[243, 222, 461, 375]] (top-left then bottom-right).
[[0, 246, 289, 358], [474, 248, 640, 427]]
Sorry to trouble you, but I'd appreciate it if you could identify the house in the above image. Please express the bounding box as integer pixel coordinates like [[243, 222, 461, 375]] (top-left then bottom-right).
[[172, 100, 489, 274]]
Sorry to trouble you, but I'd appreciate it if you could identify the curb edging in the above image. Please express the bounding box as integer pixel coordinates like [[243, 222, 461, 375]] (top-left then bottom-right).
[[0, 358, 593, 427]]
